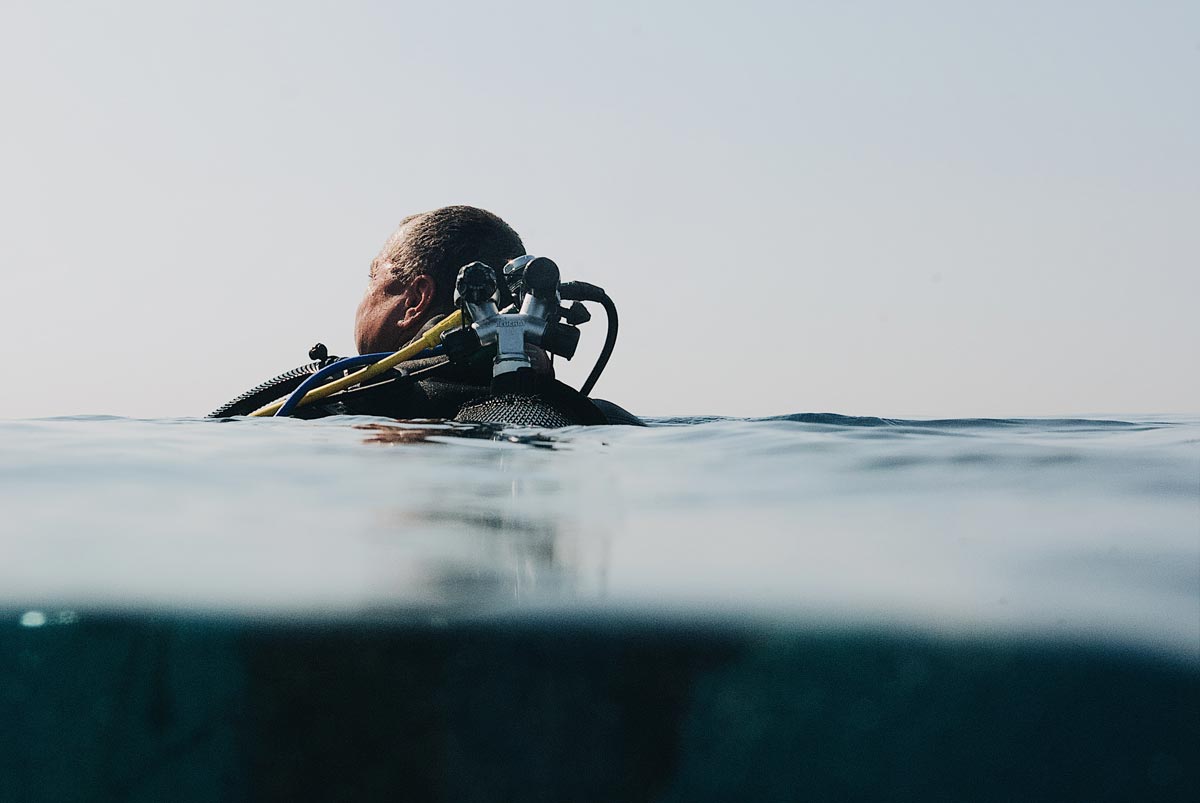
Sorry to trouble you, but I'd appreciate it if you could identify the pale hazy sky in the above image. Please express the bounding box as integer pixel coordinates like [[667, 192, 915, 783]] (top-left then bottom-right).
[[1, 1, 1196, 419]]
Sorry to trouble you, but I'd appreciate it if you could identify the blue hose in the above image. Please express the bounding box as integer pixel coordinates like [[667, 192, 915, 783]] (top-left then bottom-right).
[[275, 348, 441, 417]]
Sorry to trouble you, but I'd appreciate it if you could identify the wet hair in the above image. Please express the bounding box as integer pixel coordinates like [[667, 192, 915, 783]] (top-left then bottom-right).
[[369, 205, 525, 312]]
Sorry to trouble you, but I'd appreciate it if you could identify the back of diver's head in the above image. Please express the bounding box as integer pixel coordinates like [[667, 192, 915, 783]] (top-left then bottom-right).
[[370, 205, 526, 312]]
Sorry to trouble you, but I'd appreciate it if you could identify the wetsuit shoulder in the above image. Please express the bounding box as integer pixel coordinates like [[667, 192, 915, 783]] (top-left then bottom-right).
[[591, 399, 646, 426]]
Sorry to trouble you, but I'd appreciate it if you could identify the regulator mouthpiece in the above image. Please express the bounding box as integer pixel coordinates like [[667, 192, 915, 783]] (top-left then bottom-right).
[[455, 261, 498, 305], [522, 257, 560, 299]]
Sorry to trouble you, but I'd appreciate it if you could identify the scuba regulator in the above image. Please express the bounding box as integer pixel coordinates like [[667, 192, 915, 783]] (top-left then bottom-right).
[[444, 257, 586, 395]]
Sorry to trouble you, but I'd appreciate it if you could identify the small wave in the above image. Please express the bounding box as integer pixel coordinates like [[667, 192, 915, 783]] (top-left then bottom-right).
[[765, 413, 1162, 430], [653, 413, 1172, 431], [31, 414, 135, 422]]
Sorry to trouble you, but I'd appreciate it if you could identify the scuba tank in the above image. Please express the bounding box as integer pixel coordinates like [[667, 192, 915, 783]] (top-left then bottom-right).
[[207, 256, 640, 427]]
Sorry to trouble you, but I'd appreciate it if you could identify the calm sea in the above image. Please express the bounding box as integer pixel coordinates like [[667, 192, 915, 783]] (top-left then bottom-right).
[[2, 413, 1197, 801]]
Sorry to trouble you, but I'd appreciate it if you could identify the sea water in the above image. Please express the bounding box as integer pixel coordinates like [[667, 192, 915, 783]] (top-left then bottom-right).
[[2, 414, 1197, 801]]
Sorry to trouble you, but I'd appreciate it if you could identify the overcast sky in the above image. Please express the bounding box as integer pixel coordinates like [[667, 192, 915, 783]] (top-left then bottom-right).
[[1, 1, 1195, 419]]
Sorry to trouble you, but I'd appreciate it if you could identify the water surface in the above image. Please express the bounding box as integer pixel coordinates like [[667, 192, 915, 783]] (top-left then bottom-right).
[[3, 412, 1196, 658], [3, 413, 1198, 801]]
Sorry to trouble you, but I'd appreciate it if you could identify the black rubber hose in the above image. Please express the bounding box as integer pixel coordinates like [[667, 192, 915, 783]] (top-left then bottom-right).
[[206, 361, 325, 418], [559, 282, 618, 398], [580, 293, 617, 398], [580, 292, 619, 396]]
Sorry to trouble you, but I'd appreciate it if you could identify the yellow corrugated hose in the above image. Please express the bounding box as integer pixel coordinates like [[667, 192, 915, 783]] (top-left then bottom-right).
[[247, 310, 465, 417]]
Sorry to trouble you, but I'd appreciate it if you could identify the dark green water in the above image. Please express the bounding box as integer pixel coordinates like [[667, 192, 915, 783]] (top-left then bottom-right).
[[3, 612, 1196, 802]]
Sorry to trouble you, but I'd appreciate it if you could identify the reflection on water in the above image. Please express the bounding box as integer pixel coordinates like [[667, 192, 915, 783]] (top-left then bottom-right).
[[352, 421, 609, 608], [354, 420, 560, 449], [374, 482, 608, 608]]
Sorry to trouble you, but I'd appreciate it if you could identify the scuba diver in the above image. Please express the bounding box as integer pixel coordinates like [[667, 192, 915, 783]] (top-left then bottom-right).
[[208, 206, 643, 427]]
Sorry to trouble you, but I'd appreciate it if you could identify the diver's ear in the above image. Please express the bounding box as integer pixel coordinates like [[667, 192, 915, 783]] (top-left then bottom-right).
[[396, 274, 437, 327]]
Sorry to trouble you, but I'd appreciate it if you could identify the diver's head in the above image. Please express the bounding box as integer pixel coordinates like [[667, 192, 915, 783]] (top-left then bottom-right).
[[355, 206, 525, 354]]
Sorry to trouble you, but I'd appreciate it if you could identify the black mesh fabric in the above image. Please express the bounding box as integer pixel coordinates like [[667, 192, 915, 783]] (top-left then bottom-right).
[[454, 394, 577, 428], [207, 361, 326, 418]]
